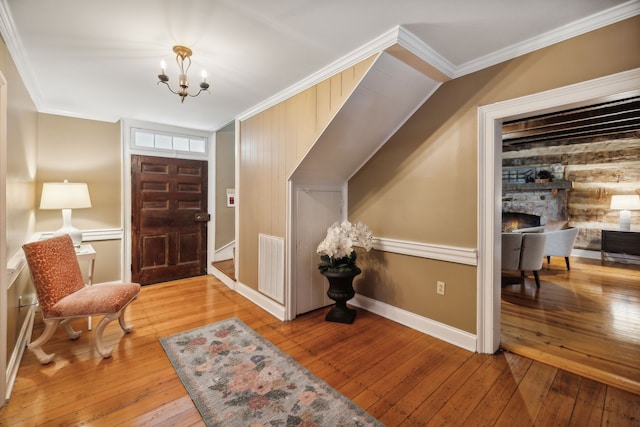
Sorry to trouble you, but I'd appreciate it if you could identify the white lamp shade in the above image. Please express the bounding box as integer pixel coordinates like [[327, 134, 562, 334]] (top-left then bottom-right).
[[40, 182, 92, 209], [610, 194, 640, 210]]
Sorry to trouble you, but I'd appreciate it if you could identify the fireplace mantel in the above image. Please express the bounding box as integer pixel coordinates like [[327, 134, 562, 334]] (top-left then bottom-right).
[[503, 180, 572, 192]]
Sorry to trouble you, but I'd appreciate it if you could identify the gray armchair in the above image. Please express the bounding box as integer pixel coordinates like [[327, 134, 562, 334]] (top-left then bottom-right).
[[520, 233, 547, 288], [543, 227, 579, 270], [501, 232, 547, 288]]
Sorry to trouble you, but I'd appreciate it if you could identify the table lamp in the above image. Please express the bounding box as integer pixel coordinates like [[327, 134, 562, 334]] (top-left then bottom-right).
[[610, 194, 640, 231], [40, 180, 92, 246]]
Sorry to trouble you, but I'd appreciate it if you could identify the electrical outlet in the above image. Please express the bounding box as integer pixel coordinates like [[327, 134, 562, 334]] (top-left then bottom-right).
[[437, 281, 446, 295]]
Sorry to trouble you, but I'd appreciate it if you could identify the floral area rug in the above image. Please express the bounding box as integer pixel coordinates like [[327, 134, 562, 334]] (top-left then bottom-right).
[[160, 318, 383, 427]]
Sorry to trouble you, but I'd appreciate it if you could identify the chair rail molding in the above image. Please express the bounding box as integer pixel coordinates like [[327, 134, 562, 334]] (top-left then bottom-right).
[[372, 237, 478, 266]]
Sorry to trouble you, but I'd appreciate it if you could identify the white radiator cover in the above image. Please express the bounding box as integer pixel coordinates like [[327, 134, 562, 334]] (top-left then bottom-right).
[[258, 234, 285, 304]]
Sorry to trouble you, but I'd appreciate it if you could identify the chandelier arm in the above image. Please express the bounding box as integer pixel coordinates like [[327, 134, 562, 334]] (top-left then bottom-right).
[[157, 80, 182, 96], [158, 81, 211, 98]]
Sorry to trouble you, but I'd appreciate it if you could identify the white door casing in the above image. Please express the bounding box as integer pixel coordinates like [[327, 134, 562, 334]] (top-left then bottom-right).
[[476, 68, 640, 354], [0, 71, 7, 406]]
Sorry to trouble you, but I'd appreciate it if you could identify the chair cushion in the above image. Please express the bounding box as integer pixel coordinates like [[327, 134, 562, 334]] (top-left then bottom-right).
[[46, 282, 140, 319]]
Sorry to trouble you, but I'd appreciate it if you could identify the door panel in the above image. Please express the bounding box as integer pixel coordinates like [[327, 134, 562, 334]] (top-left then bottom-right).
[[295, 189, 342, 315], [132, 155, 208, 285]]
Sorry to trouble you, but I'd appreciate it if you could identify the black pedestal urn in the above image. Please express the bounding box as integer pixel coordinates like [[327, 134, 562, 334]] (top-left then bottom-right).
[[321, 267, 361, 324]]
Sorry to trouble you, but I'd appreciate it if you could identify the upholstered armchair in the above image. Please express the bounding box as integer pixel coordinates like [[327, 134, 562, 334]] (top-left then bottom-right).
[[22, 235, 140, 364], [543, 227, 579, 270], [519, 233, 547, 288], [501, 233, 523, 271], [501, 232, 547, 288]]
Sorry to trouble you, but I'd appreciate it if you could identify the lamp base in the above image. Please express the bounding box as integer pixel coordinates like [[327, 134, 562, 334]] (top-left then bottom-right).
[[56, 208, 83, 247], [53, 227, 83, 247], [620, 210, 631, 232]]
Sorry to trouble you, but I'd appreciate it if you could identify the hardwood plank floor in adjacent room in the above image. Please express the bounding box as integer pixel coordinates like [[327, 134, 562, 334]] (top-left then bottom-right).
[[1, 275, 638, 426], [501, 256, 640, 396]]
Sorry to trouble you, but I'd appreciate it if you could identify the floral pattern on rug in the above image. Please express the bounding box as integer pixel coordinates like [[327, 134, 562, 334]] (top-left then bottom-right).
[[160, 318, 383, 427]]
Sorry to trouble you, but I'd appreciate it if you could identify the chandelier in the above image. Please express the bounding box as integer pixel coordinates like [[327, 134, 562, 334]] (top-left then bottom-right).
[[157, 45, 210, 103]]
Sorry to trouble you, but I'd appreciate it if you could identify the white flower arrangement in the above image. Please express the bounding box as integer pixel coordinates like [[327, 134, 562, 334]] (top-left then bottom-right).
[[316, 221, 373, 273]]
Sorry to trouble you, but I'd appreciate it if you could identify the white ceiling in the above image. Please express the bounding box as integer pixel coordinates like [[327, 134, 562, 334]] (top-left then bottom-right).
[[0, 0, 638, 132]]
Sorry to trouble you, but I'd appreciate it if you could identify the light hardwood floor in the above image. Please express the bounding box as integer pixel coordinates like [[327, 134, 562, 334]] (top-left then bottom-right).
[[501, 256, 640, 395], [1, 275, 639, 426]]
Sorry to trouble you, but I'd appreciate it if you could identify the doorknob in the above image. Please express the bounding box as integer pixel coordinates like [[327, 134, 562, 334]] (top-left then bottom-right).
[[195, 213, 211, 222]]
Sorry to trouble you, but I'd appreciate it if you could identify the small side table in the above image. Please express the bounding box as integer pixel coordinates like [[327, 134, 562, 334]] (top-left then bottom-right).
[[75, 244, 96, 329]]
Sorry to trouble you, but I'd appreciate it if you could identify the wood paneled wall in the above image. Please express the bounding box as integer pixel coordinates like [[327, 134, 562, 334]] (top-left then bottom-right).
[[503, 135, 640, 250], [238, 55, 377, 289]]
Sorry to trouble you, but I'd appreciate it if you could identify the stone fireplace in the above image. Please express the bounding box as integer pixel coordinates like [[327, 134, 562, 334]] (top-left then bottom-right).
[[502, 181, 572, 231], [502, 212, 541, 232]]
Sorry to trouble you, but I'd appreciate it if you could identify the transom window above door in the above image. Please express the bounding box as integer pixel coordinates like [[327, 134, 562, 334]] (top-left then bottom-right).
[[131, 128, 208, 158]]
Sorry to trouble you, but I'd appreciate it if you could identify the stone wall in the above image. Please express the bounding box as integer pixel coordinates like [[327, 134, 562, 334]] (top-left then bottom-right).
[[502, 135, 640, 251]]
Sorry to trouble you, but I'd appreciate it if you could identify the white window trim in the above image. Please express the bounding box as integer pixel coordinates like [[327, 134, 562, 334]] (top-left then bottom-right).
[[127, 119, 211, 161]]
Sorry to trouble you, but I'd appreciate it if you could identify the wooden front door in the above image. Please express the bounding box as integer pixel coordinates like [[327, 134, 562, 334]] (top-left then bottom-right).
[[131, 155, 209, 285]]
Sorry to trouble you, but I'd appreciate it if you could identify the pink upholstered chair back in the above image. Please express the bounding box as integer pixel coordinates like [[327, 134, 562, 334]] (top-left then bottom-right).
[[22, 235, 86, 317]]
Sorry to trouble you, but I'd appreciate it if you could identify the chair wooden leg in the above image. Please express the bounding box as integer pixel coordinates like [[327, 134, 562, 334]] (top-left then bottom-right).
[[547, 256, 551, 264], [533, 271, 541, 288], [61, 318, 82, 340], [28, 319, 60, 364], [565, 256, 571, 270], [93, 312, 118, 358], [118, 305, 134, 333]]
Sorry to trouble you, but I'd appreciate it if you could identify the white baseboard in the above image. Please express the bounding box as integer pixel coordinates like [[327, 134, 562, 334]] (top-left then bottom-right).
[[6, 305, 35, 400], [210, 268, 235, 289], [573, 248, 640, 265], [214, 241, 235, 262], [350, 293, 477, 352], [236, 281, 286, 321], [234, 280, 476, 352], [571, 249, 600, 260]]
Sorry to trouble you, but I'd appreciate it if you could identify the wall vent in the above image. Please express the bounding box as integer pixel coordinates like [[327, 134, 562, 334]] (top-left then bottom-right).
[[258, 234, 284, 304]]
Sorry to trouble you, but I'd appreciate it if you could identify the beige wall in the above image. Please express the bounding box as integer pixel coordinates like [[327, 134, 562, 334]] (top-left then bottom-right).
[[238, 55, 377, 288], [36, 114, 121, 232], [1, 39, 38, 258], [35, 114, 122, 283], [349, 16, 640, 333], [215, 122, 235, 250], [0, 35, 38, 362]]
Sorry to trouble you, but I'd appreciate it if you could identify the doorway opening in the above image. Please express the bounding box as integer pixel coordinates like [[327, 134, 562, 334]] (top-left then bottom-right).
[[477, 67, 640, 391], [499, 96, 640, 393]]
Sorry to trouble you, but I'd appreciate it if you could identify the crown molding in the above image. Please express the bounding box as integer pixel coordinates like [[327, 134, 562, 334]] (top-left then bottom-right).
[[0, 0, 43, 110], [395, 26, 455, 79], [238, 26, 401, 121], [454, 0, 640, 78], [238, 1, 639, 122], [2, 0, 637, 123], [238, 25, 457, 121]]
